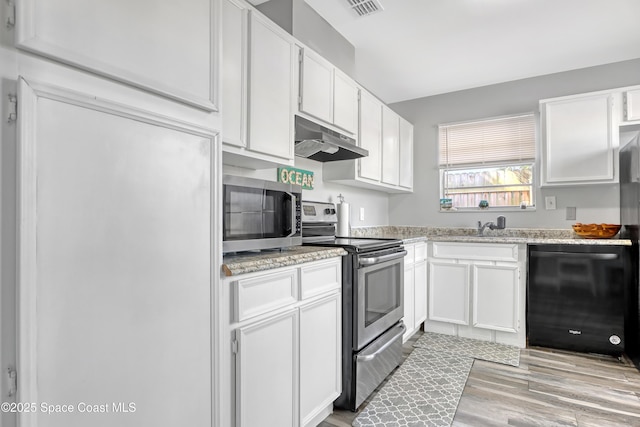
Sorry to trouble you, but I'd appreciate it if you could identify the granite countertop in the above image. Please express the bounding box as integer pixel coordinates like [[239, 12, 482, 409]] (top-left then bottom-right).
[[222, 246, 347, 277], [350, 226, 632, 246]]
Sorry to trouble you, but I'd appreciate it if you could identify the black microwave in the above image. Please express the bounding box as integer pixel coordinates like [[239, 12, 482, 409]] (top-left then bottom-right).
[[223, 175, 302, 253]]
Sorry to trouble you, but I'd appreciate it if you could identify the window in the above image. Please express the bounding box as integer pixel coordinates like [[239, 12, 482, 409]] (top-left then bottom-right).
[[439, 113, 536, 210]]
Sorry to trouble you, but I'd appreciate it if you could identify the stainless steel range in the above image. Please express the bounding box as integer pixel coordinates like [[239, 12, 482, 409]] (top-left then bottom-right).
[[302, 201, 407, 411]]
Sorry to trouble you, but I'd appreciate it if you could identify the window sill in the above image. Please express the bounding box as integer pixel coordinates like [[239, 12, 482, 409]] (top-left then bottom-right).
[[439, 206, 537, 213]]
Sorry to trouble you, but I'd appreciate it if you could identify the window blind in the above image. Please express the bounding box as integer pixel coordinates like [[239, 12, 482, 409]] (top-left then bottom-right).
[[439, 113, 536, 167]]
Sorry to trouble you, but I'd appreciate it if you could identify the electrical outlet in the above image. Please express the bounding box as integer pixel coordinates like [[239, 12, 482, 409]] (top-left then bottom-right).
[[360, 207, 365, 221], [566, 207, 576, 221], [544, 196, 557, 210]]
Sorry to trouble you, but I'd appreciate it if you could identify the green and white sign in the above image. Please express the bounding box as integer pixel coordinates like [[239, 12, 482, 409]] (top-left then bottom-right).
[[278, 167, 314, 190]]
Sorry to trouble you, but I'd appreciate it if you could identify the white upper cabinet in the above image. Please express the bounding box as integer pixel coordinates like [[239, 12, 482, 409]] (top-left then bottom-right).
[[358, 89, 383, 182], [333, 69, 359, 135], [323, 87, 413, 193], [15, 0, 220, 111], [247, 13, 296, 160], [299, 48, 334, 125], [298, 48, 358, 135], [540, 91, 620, 186], [222, 0, 247, 148], [399, 116, 414, 190], [221, 1, 296, 168], [625, 88, 640, 122], [381, 105, 400, 186]]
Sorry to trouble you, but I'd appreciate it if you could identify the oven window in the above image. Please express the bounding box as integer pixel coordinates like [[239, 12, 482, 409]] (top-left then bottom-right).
[[364, 262, 402, 327]]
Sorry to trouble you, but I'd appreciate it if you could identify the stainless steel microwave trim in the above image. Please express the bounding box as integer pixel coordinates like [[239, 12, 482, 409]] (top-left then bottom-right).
[[294, 115, 368, 162]]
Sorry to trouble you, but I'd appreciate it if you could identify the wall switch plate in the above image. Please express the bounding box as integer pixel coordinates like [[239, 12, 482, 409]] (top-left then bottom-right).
[[566, 207, 577, 221], [359, 207, 365, 221], [544, 196, 557, 210]]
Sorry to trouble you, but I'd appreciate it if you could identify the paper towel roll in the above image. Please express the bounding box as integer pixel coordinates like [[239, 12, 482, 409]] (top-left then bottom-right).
[[337, 200, 350, 237]]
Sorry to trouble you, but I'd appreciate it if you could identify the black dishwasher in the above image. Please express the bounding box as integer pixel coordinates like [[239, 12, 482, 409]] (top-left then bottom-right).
[[527, 244, 632, 355]]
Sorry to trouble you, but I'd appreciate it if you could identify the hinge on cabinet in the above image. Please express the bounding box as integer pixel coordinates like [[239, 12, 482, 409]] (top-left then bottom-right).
[[298, 48, 304, 64], [231, 340, 238, 354], [7, 367, 16, 397], [7, 93, 17, 123], [6, 1, 15, 28], [298, 95, 302, 107]]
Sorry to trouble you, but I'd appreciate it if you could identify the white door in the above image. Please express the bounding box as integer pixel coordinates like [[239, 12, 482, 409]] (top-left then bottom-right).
[[381, 105, 400, 186], [236, 309, 298, 427], [428, 261, 469, 325], [222, 0, 247, 147], [402, 263, 415, 341], [247, 13, 295, 160], [414, 260, 427, 325], [299, 294, 341, 426], [16, 0, 219, 110], [333, 70, 358, 134], [399, 117, 414, 189], [542, 93, 614, 184], [17, 79, 217, 427], [299, 49, 333, 125], [358, 90, 382, 182], [626, 89, 640, 121], [473, 264, 519, 333]]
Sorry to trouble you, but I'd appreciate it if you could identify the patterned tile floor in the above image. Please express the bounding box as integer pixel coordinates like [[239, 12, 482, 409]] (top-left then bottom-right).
[[352, 332, 521, 427]]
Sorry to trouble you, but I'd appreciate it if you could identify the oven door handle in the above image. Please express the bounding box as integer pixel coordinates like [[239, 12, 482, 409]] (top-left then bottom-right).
[[359, 250, 408, 267], [356, 323, 406, 362], [285, 192, 297, 237]]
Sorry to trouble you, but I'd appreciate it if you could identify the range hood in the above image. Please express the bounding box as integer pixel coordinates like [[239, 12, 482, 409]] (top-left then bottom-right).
[[294, 116, 368, 162]]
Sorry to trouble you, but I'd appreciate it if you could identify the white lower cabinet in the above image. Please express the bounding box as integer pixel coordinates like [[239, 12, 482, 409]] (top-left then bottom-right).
[[426, 242, 526, 347], [223, 257, 342, 427], [402, 242, 428, 341], [300, 294, 341, 426], [236, 309, 299, 427]]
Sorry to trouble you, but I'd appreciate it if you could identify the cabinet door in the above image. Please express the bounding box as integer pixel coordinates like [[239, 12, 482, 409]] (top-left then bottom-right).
[[247, 13, 295, 160], [626, 89, 640, 121], [402, 263, 415, 341], [473, 264, 519, 333], [16, 0, 219, 111], [299, 49, 333, 124], [222, 0, 247, 147], [237, 309, 298, 427], [333, 70, 358, 134], [300, 294, 341, 426], [399, 116, 414, 189], [17, 79, 217, 427], [358, 90, 382, 181], [414, 260, 427, 325], [381, 105, 400, 186], [541, 93, 615, 185], [428, 261, 469, 325]]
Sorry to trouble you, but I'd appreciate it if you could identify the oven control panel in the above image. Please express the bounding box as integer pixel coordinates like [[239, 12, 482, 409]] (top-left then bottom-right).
[[301, 201, 337, 224]]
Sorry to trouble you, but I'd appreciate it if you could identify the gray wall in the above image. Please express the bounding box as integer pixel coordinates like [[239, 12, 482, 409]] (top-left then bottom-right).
[[257, 0, 355, 76], [388, 58, 640, 229]]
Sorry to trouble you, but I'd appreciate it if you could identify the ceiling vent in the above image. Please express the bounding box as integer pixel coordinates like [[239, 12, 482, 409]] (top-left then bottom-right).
[[347, 0, 384, 17]]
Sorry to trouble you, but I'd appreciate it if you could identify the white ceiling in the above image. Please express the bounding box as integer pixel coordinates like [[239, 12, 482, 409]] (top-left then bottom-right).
[[303, 0, 640, 104]]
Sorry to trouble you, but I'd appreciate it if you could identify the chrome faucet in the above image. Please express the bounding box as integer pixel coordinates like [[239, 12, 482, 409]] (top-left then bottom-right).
[[477, 216, 506, 236]]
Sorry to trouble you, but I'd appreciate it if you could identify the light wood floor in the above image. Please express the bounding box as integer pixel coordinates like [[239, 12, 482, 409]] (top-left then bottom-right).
[[320, 333, 640, 427]]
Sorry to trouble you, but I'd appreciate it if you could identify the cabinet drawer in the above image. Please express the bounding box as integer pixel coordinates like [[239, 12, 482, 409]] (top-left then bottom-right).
[[415, 242, 427, 262], [234, 269, 298, 322], [432, 242, 518, 262], [300, 258, 341, 299]]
